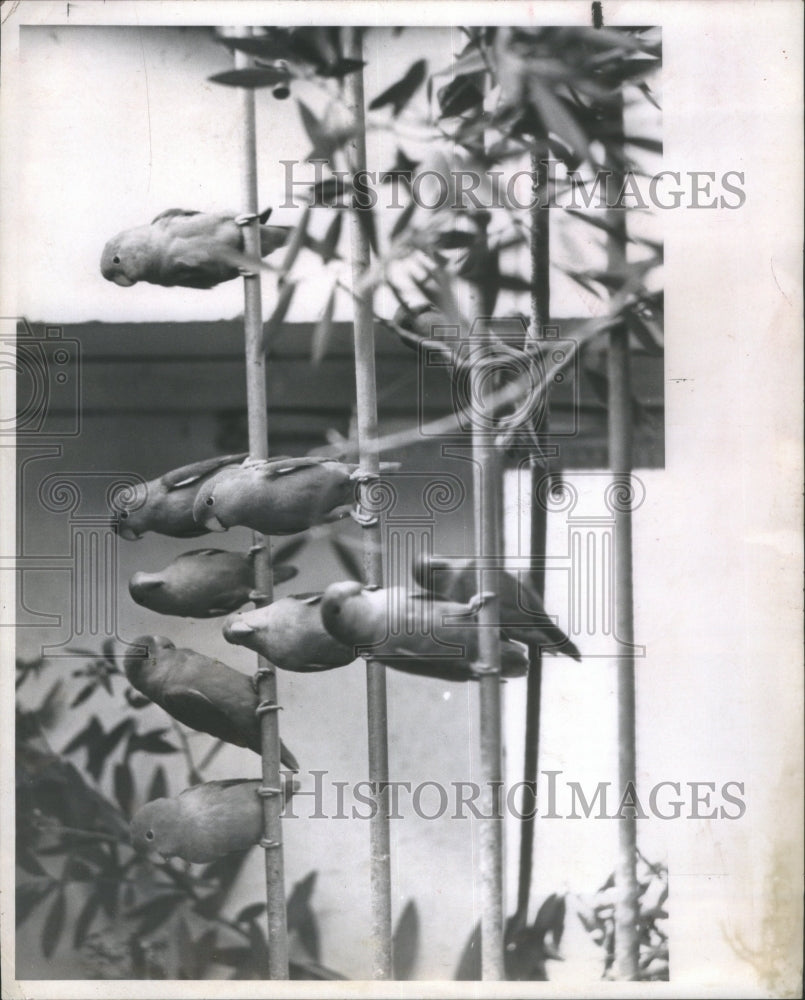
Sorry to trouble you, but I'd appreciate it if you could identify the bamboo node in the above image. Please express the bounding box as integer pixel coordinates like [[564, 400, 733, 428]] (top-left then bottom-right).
[[235, 211, 261, 226], [257, 785, 283, 798], [256, 700, 282, 716], [259, 837, 282, 850]]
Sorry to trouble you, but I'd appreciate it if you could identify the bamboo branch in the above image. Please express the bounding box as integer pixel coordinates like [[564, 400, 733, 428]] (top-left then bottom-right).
[[517, 146, 551, 924], [605, 87, 640, 981], [235, 32, 289, 980], [343, 27, 393, 980]]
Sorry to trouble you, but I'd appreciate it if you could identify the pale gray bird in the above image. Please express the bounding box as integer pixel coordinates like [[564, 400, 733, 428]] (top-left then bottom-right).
[[193, 456, 397, 536], [223, 595, 356, 672], [124, 635, 299, 770], [112, 453, 248, 540], [131, 779, 277, 862], [412, 552, 581, 661], [320, 581, 530, 682], [101, 208, 289, 289], [128, 548, 297, 618]]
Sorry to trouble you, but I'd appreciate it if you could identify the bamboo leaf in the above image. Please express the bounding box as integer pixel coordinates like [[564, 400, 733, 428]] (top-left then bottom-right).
[[129, 891, 186, 936], [278, 205, 311, 276], [369, 59, 427, 113], [271, 535, 309, 564], [287, 871, 320, 960], [139, 767, 163, 805], [329, 534, 364, 583], [311, 283, 337, 366], [208, 67, 289, 89], [73, 889, 102, 949], [390, 197, 417, 241], [392, 899, 419, 980], [113, 761, 135, 817], [236, 901, 266, 924], [262, 281, 298, 353], [16, 881, 56, 927], [41, 888, 66, 958], [69, 683, 96, 709]]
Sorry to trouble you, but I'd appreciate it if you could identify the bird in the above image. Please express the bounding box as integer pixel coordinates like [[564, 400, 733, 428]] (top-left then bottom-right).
[[130, 778, 291, 863], [100, 208, 289, 289], [128, 547, 297, 618], [412, 553, 581, 661], [319, 581, 530, 682], [223, 595, 357, 672], [111, 453, 249, 540], [124, 635, 299, 770], [193, 456, 398, 536]]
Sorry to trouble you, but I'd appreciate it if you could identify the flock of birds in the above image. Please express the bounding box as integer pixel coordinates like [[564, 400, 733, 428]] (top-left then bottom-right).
[[102, 209, 580, 863]]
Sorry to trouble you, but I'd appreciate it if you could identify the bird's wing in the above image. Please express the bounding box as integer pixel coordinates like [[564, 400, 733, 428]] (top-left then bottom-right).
[[162, 687, 252, 749], [151, 208, 201, 224], [262, 456, 329, 478], [291, 592, 324, 605], [162, 454, 248, 490], [175, 547, 225, 560]]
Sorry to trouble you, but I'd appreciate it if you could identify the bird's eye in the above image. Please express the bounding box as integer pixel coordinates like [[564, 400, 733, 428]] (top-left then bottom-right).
[[145, 830, 155, 841], [205, 497, 214, 506], [120, 511, 128, 519], [113, 255, 120, 264]]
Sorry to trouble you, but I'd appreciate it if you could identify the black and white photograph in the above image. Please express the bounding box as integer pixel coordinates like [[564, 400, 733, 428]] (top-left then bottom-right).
[[1, 1, 802, 995]]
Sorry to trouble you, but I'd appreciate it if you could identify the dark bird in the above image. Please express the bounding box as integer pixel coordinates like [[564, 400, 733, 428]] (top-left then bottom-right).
[[124, 635, 299, 770], [101, 208, 289, 289], [128, 548, 297, 618], [193, 456, 398, 536], [413, 553, 581, 661], [111, 453, 248, 540], [223, 594, 356, 672], [131, 778, 294, 862], [319, 581, 529, 682]]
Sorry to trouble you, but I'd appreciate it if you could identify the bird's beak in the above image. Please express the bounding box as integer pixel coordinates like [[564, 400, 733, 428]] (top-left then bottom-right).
[[112, 275, 135, 287], [226, 620, 255, 637], [202, 514, 227, 532], [118, 525, 142, 540]]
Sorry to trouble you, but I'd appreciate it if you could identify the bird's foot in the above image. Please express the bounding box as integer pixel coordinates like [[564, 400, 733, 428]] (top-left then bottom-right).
[[235, 212, 260, 227], [468, 591, 497, 613]]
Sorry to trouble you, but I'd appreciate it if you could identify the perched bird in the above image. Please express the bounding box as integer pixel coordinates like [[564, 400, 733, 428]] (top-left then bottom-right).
[[413, 553, 581, 661], [193, 456, 398, 536], [320, 581, 530, 682], [223, 595, 356, 672], [128, 548, 297, 618], [131, 778, 282, 862], [124, 635, 299, 770], [101, 208, 289, 289], [111, 453, 248, 540]]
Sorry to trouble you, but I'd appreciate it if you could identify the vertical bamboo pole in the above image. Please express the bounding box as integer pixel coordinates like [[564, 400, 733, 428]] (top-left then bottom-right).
[[517, 147, 551, 922], [465, 218, 505, 980], [343, 27, 393, 980], [606, 87, 640, 980], [235, 36, 289, 980]]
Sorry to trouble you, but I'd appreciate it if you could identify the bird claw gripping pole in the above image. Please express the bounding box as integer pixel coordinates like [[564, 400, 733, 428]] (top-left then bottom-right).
[[350, 469, 380, 527]]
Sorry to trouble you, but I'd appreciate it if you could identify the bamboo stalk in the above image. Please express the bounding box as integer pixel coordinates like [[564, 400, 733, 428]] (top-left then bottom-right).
[[235, 36, 289, 980], [605, 88, 640, 981], [517, 147, 551, 923], [463, 218, 505, 980], [343, 27, 393, 980]]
